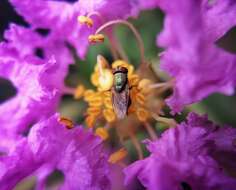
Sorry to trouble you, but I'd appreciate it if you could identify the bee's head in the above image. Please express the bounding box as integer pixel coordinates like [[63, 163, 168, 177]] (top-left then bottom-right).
[[112, 66, 128, 92]]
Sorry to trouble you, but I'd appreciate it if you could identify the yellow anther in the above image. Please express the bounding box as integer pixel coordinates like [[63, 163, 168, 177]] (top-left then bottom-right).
[[103, 91, 112, 97], [104, 96, 113, 109], [87, 107, 101, 116], [88, 96, 103, 107], [58, 117, 74, 129], [74, 85, 85, 100], [98, 69, 113, 91], [77, 15, 93, 27], [88, 34, 105, 43], [103, 109, 116, 123], [112, 60, 134, 76], [91, 72, 99, 87], [130, 87, 139, 100], [136, 108, 150, 122], [138, 79, 153, 94], [112, 60, 129, 69], [95, 128, 109, 140], [128, 104, 136, 114], [84, 90, 96, 102], [128, 74, 140, 86], [108, 148, 128, 164], [96, 55, 109, 70], [135, 92, 146, 105], [85, 115, 95, 128]]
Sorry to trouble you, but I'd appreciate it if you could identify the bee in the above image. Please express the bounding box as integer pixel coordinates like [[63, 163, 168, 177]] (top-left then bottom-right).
[[111, 66, 130, 119]]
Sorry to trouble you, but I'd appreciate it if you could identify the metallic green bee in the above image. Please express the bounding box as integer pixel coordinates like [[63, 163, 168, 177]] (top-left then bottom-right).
[[112, 66, 130, 119]]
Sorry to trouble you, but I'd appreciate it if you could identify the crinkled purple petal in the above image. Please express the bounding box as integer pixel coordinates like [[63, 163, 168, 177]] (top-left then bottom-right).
[[155, 0, 236, 113], [9, 0, 132, 58], [124, 112, 236, 190], [0, 114, 111, 190]]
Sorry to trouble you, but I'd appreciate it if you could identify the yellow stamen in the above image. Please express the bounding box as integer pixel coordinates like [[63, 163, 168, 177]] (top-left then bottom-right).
[[98, 69, 113, 91], [77, 15, 93, 27], [95, 127, 109, 140], [58, 117, 74, 129], [136, 108, 150, 122], [87, 107, 101, 116], [85, 115, 96, 128], [88, 34, 105, 43], [91, 72, 99, 87], [104, 96, 113, 109], [108, 148, 128, 164], [83, 90, 96, 101], [88, 96, 103, 107], [138, 79, 153, 94], [135, 92, 146, 106], [103, 109, 116, 123], [129, 74, 140, 86], [74, 85, 85, 99]]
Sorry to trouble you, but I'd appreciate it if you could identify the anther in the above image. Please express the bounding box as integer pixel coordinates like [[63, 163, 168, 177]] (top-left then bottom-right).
[[108, 148, 128, 164], [77, 15, 93, 27], [95, 127, 109, 140], [58, 117, 74, 129], [88, 34, 105, 43]]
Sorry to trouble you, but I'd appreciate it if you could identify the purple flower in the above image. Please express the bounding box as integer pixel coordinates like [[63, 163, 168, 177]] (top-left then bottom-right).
[[9, 0, 133, 58], [134, 0, 236, 113], [0, 40, 68, 135], [157, 0, 236, 113], [124, 112, 236, 190], [0, 114, 111, 190]]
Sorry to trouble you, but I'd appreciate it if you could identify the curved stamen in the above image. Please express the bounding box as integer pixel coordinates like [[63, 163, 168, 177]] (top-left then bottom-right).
[[143, 122, 158, 140], [95, 19, 146, 65]]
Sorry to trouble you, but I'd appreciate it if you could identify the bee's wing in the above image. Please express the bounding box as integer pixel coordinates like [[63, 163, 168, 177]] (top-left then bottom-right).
[[112, 84, 129, 119]]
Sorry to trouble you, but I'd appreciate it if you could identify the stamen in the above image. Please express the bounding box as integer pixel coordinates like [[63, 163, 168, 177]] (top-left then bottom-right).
[[129, 132, 143, 160], [152, 113, 177, 127], [108, 148, 128, 164], [95, 20, 146, 65], [58, 117, 74, 129], [95, 127, 109, 140], [97, 55, 113, 91], [143, 122, 158, 140], [74, 85, 85, 99], [148, 81, 173, 89], [77, 16, 93, 27], [88, 34, 105, 43]]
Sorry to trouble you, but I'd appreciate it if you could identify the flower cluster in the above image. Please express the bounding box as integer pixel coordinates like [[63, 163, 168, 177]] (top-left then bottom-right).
[[0, 0, 236, 189]]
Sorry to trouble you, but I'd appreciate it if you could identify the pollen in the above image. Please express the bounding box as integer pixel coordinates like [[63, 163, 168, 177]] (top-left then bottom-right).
[[77, 15, 93, 27], [98, 69, 113, 91], [108, 148, 128, 164], [88, 34, 105, 43], [112, 60, 134, 76], [138, 79, 153, 94], [95, 127, 109, 140], [103, 109, 116, 123], [85, 115, 96, 128], [136, 108, 150, 122], [74, 85, 85, 100], [58, 117, 74, 129]]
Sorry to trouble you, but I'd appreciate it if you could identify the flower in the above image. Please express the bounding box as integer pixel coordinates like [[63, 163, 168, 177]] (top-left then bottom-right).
[[0, 40, 68, 135], [134, 0, 236, 113], [9, 0, 133, 58], [156, 0, 236, 113], [4, 23, 72, 67], [0, 114, 111, 190], [124, 112, 236, 190]]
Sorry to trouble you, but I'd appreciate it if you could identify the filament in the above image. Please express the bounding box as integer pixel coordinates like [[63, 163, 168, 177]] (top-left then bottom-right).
[[129, 132, 143, 160], [143, 122, 158, 140], [95, 20, 146, 65]]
